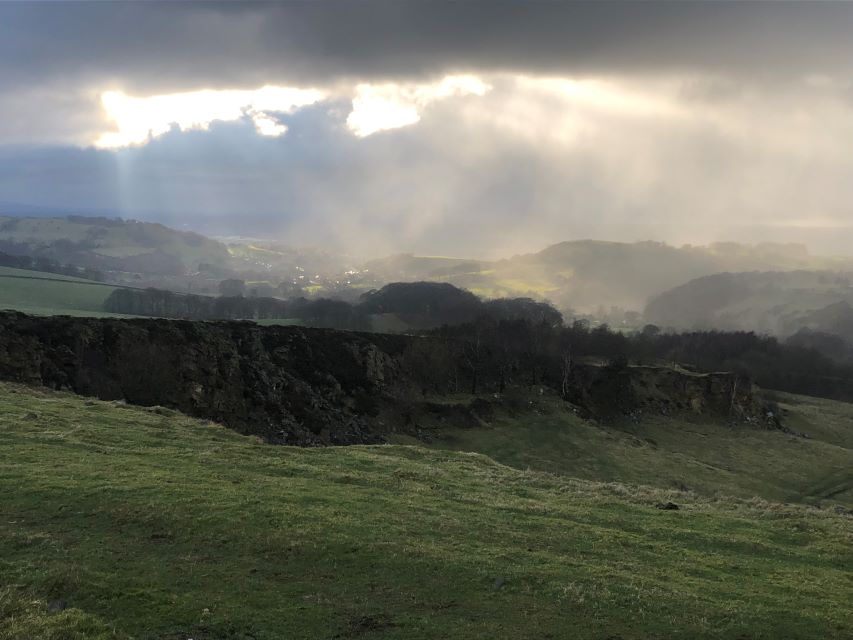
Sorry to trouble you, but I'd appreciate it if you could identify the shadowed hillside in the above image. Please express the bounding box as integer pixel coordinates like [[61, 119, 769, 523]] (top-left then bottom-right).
[[645, 270, 853, 335], [0, 216, 230, 275]]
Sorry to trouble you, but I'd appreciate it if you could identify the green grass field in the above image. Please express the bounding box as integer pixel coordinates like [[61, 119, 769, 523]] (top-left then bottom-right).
[[0, 267, 306, 324], [403, 391, 853, 507], [0, 267, 128, 317], [1, 383, 851, 639]]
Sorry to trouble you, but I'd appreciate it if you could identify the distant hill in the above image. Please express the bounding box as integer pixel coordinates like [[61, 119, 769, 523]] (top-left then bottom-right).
[[0, 215, 230, 275], [645, 270, 853, 335], [364, 241, 853, 316], [7, 214, 853, 318]]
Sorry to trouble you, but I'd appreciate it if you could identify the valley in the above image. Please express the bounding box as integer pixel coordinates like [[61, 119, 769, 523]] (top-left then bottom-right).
[[5, 216, 853, 326]]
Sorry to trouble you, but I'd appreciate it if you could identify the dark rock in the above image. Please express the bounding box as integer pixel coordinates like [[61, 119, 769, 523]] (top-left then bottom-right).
[[492, 577, 506, 590], [656, 502, 680, 511], [565, 362, 775, 426], [47, 599, 67, 613], [0, 312, 409, 446], [0, 311, 782, 446]]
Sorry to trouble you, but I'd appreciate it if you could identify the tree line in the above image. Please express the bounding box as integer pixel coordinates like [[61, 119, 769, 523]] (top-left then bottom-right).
[[103, 281, 853, 403], [415, 319, 853, 403], [0, 251, 105, 282], [104, 287, 369, 329], [103, 281, 562, 331]]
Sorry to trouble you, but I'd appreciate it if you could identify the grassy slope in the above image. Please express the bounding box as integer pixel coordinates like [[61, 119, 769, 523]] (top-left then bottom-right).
[[0, 266, 96, 283], [408, 392, 853, 508], [0, 216, 227, 267], [1, 383, 851, 639]]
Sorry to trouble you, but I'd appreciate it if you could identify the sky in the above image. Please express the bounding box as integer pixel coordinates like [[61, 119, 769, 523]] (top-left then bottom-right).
[[2, 1, 853, 258]]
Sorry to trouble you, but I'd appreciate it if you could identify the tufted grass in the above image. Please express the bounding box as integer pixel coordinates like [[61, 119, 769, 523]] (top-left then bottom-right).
[[0, 383, 851, 639]]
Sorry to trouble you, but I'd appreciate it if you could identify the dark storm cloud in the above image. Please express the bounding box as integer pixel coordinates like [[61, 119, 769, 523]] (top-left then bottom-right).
[[3, 1, 853, 257], [2, 1, 853, 96]]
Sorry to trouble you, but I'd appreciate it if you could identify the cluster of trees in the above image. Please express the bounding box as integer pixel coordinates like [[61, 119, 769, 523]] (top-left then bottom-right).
[[104, 288, 370, 329], [636, 327, 853, 400], [418, 318, 853, 403], [104, 281, 563, 331], [360, 282, 562, 329], [0, 251, 104, 281], [786, 328, 853, 364], [215, 279, 308, 299], [103, 279, 853, 402]]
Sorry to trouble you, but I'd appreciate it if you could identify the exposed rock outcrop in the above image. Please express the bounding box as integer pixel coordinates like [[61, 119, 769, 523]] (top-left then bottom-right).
[[0, 312, 410, 444], [565, 361, 778, 427], [0, 313, 781, 444]]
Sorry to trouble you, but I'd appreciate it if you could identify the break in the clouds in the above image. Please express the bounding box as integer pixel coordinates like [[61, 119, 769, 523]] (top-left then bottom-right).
[[97, 86, 328, 148], [3, 1, 853, 256], [347, 75, 491, 138], [95, 75, 490, 148]]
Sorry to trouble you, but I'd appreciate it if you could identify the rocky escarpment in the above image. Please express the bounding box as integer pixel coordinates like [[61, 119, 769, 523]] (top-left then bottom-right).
[[0, 313, 780, 444], [0, 312, 412, 445], [566, 361, 778, 427]]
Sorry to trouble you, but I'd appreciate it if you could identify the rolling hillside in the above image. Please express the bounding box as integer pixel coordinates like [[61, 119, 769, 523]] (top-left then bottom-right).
[[5, 214, 853, 318], [364, 241, 853, 316], [644, 270, 853, 335], [1, 382, 851, 639], [0, 216, 230, 274]]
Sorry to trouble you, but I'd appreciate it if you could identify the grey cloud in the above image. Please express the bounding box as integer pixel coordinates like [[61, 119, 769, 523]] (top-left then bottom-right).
[[3, 1, 853, 146], [3, 1, 853, 96]]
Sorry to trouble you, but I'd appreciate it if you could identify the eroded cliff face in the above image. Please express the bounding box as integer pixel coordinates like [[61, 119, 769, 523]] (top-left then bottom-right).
[[0, 312, 411, 444], [566, 362, 776, 426], [0, 313, 779, 444]]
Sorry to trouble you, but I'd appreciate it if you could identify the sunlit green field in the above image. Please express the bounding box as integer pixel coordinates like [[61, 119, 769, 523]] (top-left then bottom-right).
[[1, 383, 851, 639], [0, 267, 124, 316]]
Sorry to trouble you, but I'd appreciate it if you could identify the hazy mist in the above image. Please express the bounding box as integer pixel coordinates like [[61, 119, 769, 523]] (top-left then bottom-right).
[[3, 2, 853, 258]]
